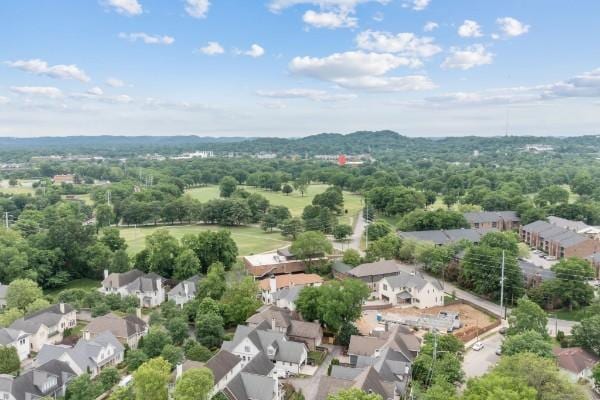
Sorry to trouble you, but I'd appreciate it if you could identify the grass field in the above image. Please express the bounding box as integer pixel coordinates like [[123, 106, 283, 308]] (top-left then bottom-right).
[[0, 179, 37, 195], [44, 278, 101, 299], [120, 224, 290, 256], [186, 184, 363, 226], [62, 194, 94, 205]]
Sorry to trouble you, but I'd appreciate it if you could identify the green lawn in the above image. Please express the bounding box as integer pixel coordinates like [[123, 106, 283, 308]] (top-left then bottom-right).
[[551, 307, 593, 322], [45, 278, 101, 299], [185, 184, 363, 226], [120, 224, 290, 256], [0, 179, 37, 195], [62, 193, 94, 205]]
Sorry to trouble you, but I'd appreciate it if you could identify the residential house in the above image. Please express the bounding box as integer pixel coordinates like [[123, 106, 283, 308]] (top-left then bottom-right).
[[464, 211, 520, 231], [36, 331, 125, 377], [10, 303, 76, 352], [332, 261, 353, 280], [553, 347, 599, 383], [52, 174, 75, 184], [548, 216, 600, 240], [520, 220, 600, 260], [168, 275, 202, 307], [398, 228, 496, 247], [82, 312, 148, 349], [246, 305, 323, 350], [0, 360, 76, 400], [519, 260, 555, 288], [347, 260, 405, 291], [221, 321, 308, 377], [101, 269, 165, 308], [259, 273, 323, 308], [0, 328, 30, 361], [377, 272, 443, 309], [0, 283, 7, 309], [321, 325, 420, 399], [243, 248, 328, 278]]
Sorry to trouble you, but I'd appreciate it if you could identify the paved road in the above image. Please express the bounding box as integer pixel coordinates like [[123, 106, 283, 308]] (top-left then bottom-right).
[[286, 345, 343, 400], [463, 332, 503, 378], [331, 212, 366, 255]]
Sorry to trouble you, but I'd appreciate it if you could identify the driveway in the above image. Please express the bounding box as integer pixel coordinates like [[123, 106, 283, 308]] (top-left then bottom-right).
[[285, 345, 343, 400], [463, 332, 503, 378], [331, 213, 365, 255]]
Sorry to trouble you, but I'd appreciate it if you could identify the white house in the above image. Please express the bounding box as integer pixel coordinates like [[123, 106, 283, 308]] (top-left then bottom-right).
[[378, 272, 444, 309], [82, 312, 148, 349], [0, 327, 31, 361], [167, 275, 201, 307], [221, 323, 308, 378], [10, 303, 77, 352], [101, 269, 165, 308], [36, 331, 125, 378], [553, 347, 599, 384], [0, 360, 75, 400]]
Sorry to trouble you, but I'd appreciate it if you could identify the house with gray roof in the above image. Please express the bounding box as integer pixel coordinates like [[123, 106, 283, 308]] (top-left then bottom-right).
[[399, 228, 496, 246], [0, 359, 75, 400], [316, 366, 394, 400], [168, 274, 202, 307], [101, 269, 165, 308], [377, 271, 443, 308], [464, 211, 520, 231], [36, 331, 124, 377], [520, 220, 600, 261], [0, 328, 30, 361], [348, 260, 405, 291], [221, 321, 308, 378], [10, 303, 76, 352], [82, 312, 147, 349], [519, 260, 555, 288]]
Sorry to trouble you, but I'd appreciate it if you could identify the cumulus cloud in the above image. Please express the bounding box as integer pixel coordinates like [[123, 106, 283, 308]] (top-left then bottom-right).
[[303, 9, 357, 29], [244, 44, 265, 58], [6, 59, 90, 82], [458, 20, 483, 37], [289, 51, 433, 91], [87, 87, 104, 96], [200, 42, 225, 55], [102, 0, 142, 16], [256, 88, 357, 101], [441, 44, 493, 70], [355, 30, 442, 58], [268, 0, 389, 13], [119, 32, 175, 45], [0, 97, 9, 105], [10, 86, 63, 98], [423, 21, 438, 32], [106, 77, 125, 87], [496, 17, 530, 37], [185, 0, 210, 18], [412, 0, 430, 11]]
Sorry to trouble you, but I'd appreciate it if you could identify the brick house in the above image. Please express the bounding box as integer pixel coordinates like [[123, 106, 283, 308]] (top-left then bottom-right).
[[463, 211, 520, 231], [520, 220, 600, 259]]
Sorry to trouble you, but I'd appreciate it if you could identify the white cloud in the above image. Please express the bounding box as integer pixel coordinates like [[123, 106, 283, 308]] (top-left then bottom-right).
[[289, 51, 432, 91], [256, 88, 357, 102], [200, 41, 225, 55], [244, 44, 265, 58], [10, 86, 63, 98], [303, 9, 357, 29], [268, 0, 389, 13], [355, 30, 442, 58], [496, 17, 530, 37], [6, 59, 90, 82], [0, 97, 9, 105], [103, 0, 142, 16], [106, 77, 125, 87], [423, 21, 438, 32], [441, 44, 493, 70], [542, 68, 600, 98], [412, 0, 430, 11], [458, 20, 483, 37], [87, 87, 104, 96], [119, 32, 175, 45], [372, 12, 384, 22], [185, 0, 210, 18]]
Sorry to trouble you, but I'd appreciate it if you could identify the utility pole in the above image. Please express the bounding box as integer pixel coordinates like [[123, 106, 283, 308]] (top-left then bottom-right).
[[4, 212, 9, 229], [365, 199, 369, 250], [500, 250, 505, 320], [107, 190, 111, 206]]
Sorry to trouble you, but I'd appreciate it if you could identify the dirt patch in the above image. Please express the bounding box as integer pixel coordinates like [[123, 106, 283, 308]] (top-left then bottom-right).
[[357, 303, 498, 340]]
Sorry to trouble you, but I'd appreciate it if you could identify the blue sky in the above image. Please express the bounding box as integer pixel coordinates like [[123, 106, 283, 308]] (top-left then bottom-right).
[[1, 0, 599, 137]]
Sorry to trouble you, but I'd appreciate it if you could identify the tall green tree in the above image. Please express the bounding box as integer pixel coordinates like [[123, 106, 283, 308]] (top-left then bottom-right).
[[133, 357, 172, 400], [173, 368, 214, 400], [0, 346, 20, 374], [508, 298, 548, 337], [219, 176, 238, 198], [6, 278, 43, 311]]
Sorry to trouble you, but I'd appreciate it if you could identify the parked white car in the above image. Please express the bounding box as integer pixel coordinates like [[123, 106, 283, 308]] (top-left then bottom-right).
[[472, 342, 484, 351]]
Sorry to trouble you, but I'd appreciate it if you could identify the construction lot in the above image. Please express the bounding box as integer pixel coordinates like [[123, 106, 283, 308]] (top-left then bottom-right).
[[357, 303, 498, 341]]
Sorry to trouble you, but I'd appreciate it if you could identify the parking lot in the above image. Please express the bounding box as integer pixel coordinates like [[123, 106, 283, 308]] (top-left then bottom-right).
[[525, 250, 559, 269]]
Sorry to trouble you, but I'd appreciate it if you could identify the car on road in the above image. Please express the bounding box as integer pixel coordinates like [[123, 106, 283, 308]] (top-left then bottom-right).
[[472, 342, 484, 351], [495, 346, 502, 355], [499, 327, 507, 335]]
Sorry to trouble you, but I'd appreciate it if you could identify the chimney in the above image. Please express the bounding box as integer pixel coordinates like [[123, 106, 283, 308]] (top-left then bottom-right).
[[83, 330, 91, 341], [176, 363, 183, 380], [183, 283, 189, 297], [103, 269, 109, 279], [136, 308, 142, 319], [59, 303, 65, 313], [269, 275, 277, 293], [271, 317, 277, 331]]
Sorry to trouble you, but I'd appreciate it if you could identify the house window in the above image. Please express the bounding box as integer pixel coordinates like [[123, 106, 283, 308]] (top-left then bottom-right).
[[244, 346, 250, 353], [474, 223, 480, 228], [382, 284, 387, 291], [492, 222, 497, 228]]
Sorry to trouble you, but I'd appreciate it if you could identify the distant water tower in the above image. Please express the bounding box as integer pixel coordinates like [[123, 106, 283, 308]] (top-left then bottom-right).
[[338, 154, 347, 166]]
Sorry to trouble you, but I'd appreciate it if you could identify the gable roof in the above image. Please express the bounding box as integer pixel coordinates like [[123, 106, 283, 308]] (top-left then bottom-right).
[[224, 372, 276, 400], [348, 336, 387, 357], [259, 273, 323, 291], [4, 360, 75, 400], [84, 312, 147, 339], [464, 211, 519, 224], [553, 347, 599, 374], [332, 261, 353, 274], [382, 271, 441, 291], [206, 350, 242, 383], [0, 328, 29, 345], [10, 303, 74, 334], [399, 228, 495, 246], [168, 275, 202, 298], [348, 260, 403, 278], [288, 320, 322, 340], [102, 269, 144, 288], [548, 216, 591, 232], [246, 305, 293, 329]]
